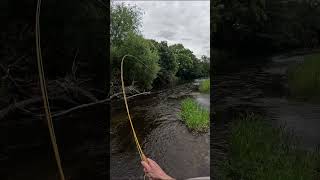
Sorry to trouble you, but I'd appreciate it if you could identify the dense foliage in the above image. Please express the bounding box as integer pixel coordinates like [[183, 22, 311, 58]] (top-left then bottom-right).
[[111, 32, 160, 90], [213, 0, 320, 52], [212, 0, 320, 69], [111, 3, 210, 92], [111, 2, 143, 46], [151, 40, 178, 87]]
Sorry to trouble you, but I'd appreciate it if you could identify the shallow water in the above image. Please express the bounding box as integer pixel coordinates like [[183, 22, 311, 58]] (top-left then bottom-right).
[[110, 83, 210, 179], [196, 93, 210, 110]]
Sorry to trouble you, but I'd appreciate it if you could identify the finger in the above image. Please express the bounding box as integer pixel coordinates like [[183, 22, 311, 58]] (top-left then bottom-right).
[[141, 161, 151, 171], [147, 158, 158, 168]]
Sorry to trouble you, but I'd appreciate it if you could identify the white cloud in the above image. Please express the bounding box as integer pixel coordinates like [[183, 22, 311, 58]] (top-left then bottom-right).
[[113, 0, 210, 58]]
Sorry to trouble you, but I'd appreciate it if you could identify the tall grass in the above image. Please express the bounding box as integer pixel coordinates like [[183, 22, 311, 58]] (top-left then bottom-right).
[[199, 79, 210, 93], [217, 113, 320, 180], [288, 53, 320, 101], [180, 98, 209, 132]]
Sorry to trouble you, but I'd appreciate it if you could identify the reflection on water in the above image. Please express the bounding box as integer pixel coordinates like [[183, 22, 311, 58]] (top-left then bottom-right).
[[111, 83, 210, 179], [196, 93, 210, 110], [260, 97, 320, 150]]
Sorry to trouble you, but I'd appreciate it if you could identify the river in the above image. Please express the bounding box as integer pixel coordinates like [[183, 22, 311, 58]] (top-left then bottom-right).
[[212, 52, 320, 178], [110, 82, 210, 179]]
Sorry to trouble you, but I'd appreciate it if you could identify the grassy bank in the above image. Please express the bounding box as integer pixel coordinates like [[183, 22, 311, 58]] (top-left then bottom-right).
[[199, 79, 210, 93], [218, 113, 320, 180], [288, 53, 320, 101], [180, 98, 209, 132]]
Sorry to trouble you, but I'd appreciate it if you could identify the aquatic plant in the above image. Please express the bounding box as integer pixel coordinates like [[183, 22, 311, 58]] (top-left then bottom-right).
[[217, 113, 320, 180], [199, 79, 210, 93], [180, 98, 209, 132]]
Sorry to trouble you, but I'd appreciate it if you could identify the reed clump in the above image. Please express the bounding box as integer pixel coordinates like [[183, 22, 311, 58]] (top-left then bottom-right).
[[180, 98, 209, 132]]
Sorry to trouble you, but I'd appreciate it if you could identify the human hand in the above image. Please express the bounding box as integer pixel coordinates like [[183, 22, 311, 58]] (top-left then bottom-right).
[[141, 158, 175, 180]]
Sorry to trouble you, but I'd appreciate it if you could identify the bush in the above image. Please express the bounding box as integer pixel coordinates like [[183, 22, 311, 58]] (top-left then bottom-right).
[[288, 53, 320, 101], [180, 98, 209, 132], [218, 113, 320, 180]]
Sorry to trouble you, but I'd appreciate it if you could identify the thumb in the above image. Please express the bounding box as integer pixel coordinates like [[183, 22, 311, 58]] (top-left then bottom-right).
[[141, 160, 151, 172]]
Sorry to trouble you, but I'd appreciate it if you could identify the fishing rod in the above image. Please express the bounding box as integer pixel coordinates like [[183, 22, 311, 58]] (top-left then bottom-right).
[[35, 0, 65, 179], [121, 55, 147, 162], [120, 54, 171, 180]]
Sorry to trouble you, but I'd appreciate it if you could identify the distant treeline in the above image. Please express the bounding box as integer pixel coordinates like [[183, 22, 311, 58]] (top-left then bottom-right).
[[212, 0, 320, 68], [111, 3, 210, 93]]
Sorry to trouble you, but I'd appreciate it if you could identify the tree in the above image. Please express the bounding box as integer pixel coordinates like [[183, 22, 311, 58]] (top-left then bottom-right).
[[151, 41, 178, 86], [200, 55, 210, 77], [111, 3, 160, 91], [213, 0, 320, 54], [170, 44, 197, 80], [111, 2, 143, 46], [111, 33, 160, 91]]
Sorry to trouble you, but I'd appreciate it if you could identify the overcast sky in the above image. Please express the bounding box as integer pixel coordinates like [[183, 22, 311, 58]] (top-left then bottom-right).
[[114, 1, 210, 58]]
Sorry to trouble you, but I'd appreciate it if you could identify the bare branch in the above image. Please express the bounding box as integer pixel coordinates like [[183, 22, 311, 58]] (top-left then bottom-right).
[[0, 91, 152, 119], [50, 91, 151, 118]]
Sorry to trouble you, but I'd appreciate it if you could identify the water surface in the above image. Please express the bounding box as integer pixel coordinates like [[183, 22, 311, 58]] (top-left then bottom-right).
[[111, 83, 210, 179]]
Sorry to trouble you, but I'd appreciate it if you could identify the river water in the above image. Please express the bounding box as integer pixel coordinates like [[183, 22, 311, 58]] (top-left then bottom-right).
[[111, 82, 210, 179], [212, 52, 320, 178]]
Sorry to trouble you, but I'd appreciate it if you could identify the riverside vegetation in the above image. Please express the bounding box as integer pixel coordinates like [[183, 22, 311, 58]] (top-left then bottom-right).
[[199, 79, 210, 93], [180, 98, 209, 132], [218, 113, 320, 180]]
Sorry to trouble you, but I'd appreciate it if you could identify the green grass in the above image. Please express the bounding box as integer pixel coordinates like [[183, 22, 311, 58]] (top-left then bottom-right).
[[218, 113, 320, 180], [180, 98, 209, 132], [288, 53, 320, 101], [199, 79, 210, 93]]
